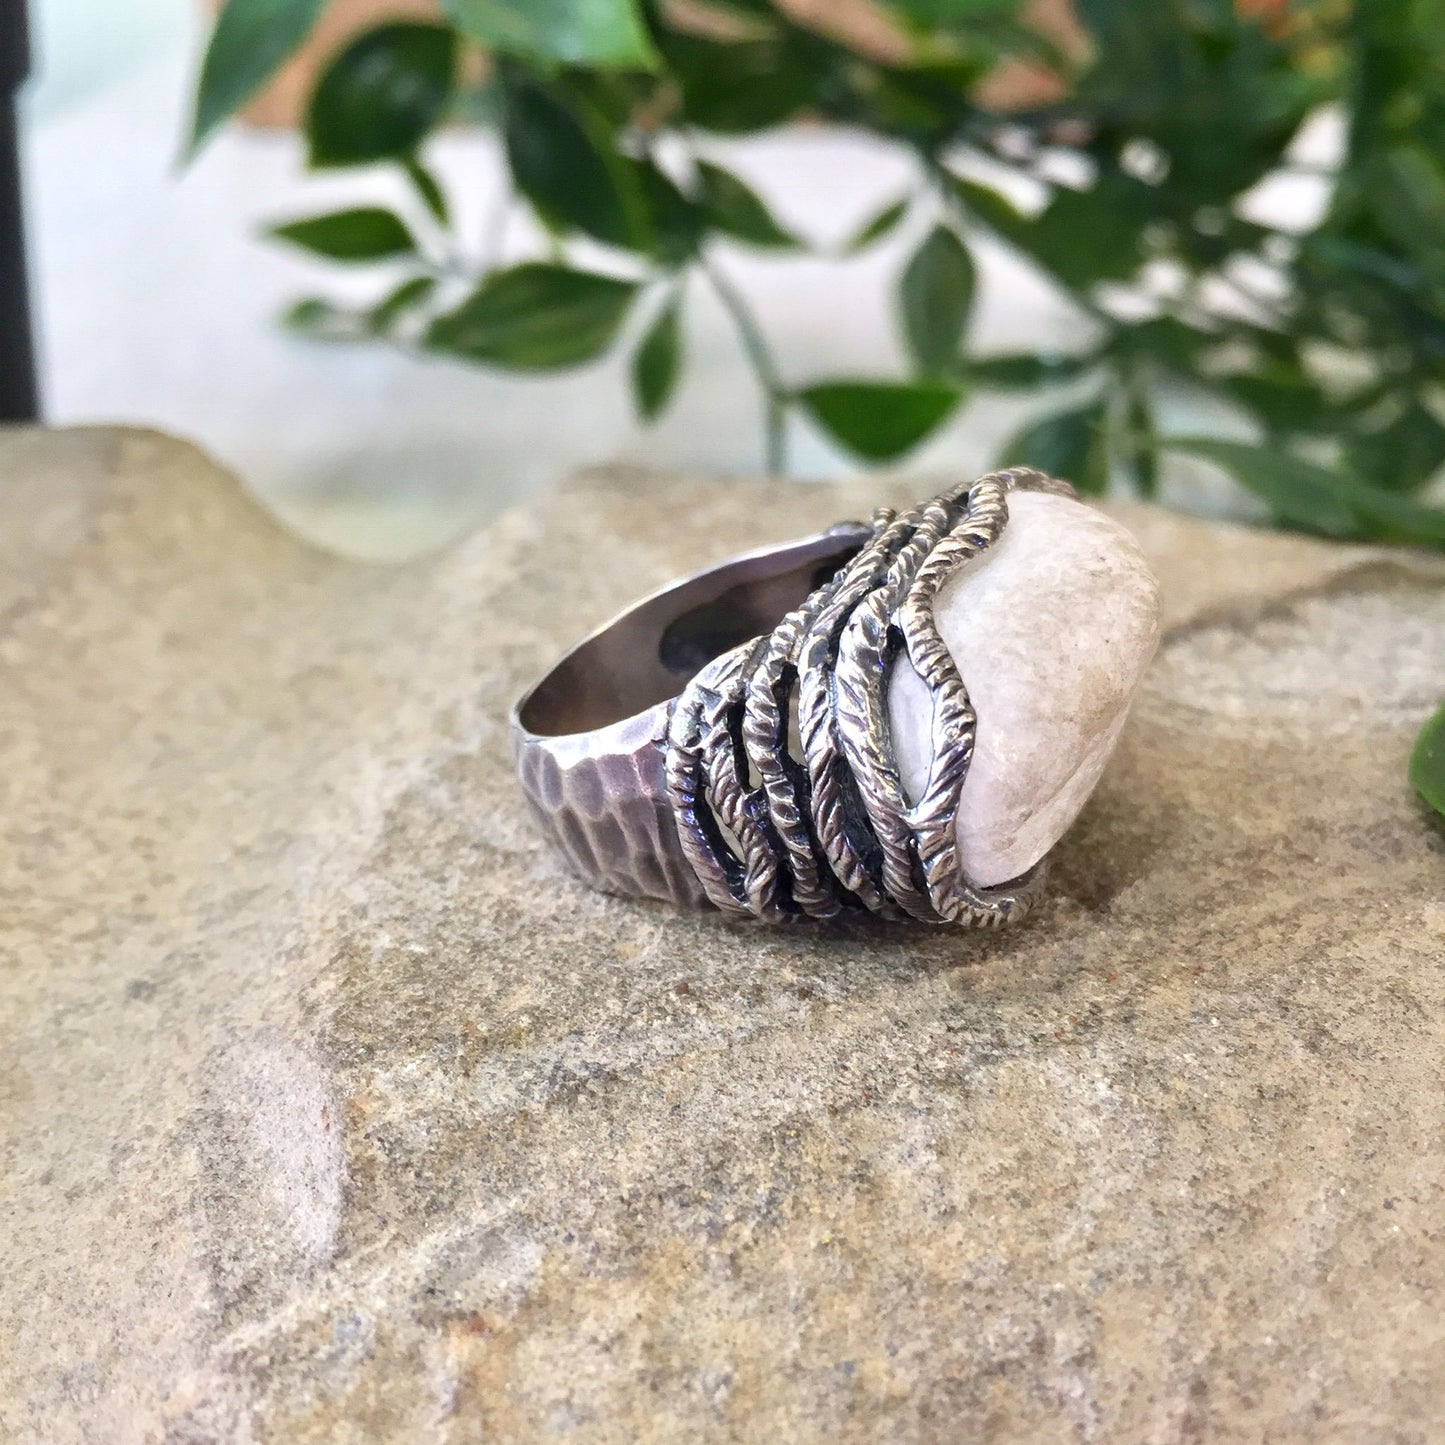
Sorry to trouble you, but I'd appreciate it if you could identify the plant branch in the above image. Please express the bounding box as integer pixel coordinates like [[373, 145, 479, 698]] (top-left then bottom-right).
[[699, 252, 789, 476], [480, 175, 514, 272]]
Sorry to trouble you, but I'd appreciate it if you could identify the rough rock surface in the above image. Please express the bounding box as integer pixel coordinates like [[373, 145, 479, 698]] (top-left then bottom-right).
[[2, 426, 1444, 1445]]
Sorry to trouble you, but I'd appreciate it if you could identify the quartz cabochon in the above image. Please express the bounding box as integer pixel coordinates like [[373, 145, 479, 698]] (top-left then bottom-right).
[[888, 490, 1162, 888]]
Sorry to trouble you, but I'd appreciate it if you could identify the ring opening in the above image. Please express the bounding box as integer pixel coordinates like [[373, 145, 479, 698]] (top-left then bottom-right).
[[517, 529, 868, 737]]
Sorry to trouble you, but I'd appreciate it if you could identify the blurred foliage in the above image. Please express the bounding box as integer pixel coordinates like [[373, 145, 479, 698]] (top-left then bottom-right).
[[191, 0, 1445, 505], [193, 0, 1445, 806]]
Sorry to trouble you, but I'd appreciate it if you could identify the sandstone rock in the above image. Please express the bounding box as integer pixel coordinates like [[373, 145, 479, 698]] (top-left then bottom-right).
[[888, 489, 1161, 888], [2, 427, 1444, 1444]]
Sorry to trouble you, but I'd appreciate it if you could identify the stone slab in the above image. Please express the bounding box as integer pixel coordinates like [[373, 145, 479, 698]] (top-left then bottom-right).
[[2, 427, 1444, 1443]]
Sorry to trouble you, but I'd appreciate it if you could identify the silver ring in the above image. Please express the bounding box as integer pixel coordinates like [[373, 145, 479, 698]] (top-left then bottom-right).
[[513, 468, 1077, 927]]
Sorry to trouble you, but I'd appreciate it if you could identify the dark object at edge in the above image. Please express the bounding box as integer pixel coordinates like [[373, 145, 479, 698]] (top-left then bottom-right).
[[1, 0, 38, 424]]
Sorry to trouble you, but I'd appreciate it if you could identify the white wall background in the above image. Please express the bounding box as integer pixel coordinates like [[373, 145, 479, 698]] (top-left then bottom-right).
[[25, 0, 195, 119]]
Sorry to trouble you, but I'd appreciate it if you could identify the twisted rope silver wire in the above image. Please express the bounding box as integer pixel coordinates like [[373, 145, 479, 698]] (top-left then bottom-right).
[[665, 469, 1068, 926]]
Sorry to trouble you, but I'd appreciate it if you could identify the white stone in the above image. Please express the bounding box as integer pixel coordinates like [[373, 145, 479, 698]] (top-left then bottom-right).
[[887, 490, 1161, 888]]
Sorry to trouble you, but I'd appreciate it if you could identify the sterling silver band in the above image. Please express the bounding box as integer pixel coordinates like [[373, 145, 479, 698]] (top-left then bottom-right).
[[512, 469, 1073, 926]]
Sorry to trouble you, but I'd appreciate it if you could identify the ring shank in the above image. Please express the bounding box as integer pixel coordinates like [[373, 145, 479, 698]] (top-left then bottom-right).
[[512, 524, 872, 907]]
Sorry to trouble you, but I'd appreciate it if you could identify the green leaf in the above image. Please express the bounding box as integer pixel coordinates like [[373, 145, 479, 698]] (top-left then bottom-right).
[[424, 263, 639, 370], [886, 0, 1020, 20], [1345, 402, 1445, 493], [280, 297, 358, 338], [270, 208, 416, 262], [1113, 317, 1210, 374], [864, 55, 996, 134], [1016, 182, 1148, 291], [502, 76, 638, 250], [945, 175, 1030, 240], [1000, 401, 1109, 494], [799, 380, 962, 462], [1167, 437, 1360, 536], [1218, 365, 1332, 438], [1164, 438, 1445, 548], [965, 352, 1092, 389], [942, 173, 1046, 261], [1366, 146, 1445, 292], [370, 275, 438, 329], [1124, 391, 1158, 498], [306, 22, 456, 168], [1411, 700, 1445, 823], [190, 0, 331, 154], [843, 197, 909, 254], [632, 296, 683, 421], [1336, 484, 1445, 549], [502, 75, 699, 261], [661, 34, 815, 134], [899, 225, 975, 375], [948, 173, 1143, 292], [404, 157, 450, 224], [281, 277, 439, 341], [696, 162, 798, 250], [282, 297, 330, 328], [441, 0, 658, 68], [627, 159, 702, 266]]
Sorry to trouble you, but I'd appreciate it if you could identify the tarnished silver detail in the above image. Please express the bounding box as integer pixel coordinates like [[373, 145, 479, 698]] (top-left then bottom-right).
[[512, 470, 1073, 925]]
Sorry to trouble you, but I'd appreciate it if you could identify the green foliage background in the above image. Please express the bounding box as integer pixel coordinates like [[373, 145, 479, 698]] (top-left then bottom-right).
[[191, 0, 1445, 813]]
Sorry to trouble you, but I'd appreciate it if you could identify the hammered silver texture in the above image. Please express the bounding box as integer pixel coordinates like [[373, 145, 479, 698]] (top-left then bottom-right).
[[512, 706, 709, 909]]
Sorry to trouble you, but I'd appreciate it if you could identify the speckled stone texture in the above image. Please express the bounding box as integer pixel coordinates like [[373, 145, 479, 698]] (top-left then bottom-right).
[[2, 426, 1444, 1445]]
